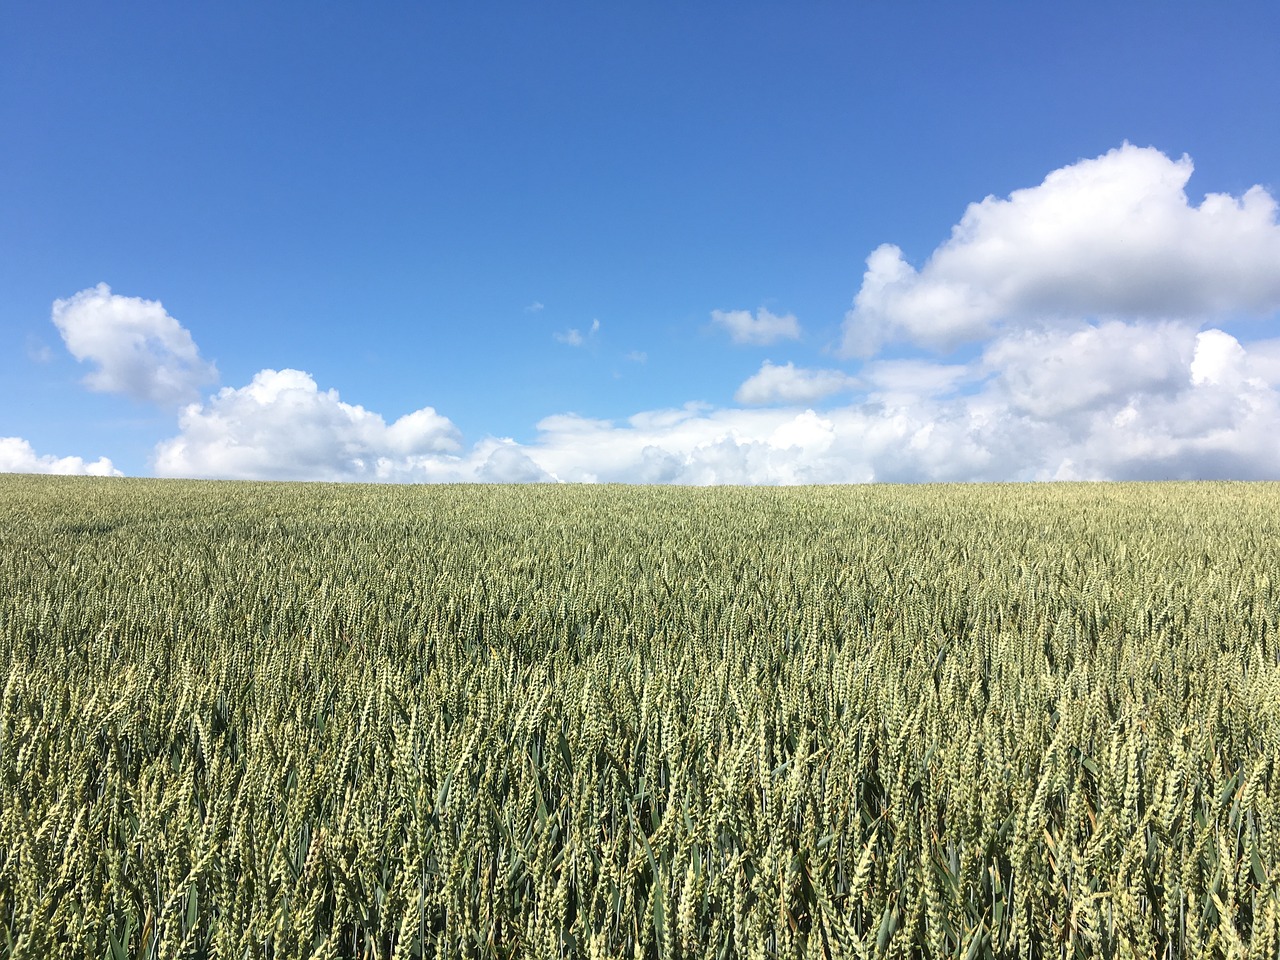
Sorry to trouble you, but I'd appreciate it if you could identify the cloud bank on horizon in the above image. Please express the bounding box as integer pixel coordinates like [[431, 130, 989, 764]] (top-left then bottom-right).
[[7, 144, 1280, 484]]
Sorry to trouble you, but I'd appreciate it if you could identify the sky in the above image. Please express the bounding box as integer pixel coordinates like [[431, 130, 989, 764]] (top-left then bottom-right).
[[3, 2, 1280, 483]]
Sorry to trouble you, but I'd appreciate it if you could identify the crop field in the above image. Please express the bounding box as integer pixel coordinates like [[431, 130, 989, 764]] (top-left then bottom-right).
[[0, 476, 1277, 959]]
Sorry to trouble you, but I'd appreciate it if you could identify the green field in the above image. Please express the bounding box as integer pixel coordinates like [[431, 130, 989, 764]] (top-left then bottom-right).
[[1, 476, 1277, 959]]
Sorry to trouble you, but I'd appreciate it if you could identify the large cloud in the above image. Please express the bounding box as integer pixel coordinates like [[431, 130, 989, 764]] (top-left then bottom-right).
[[841, 144, 1280, 357], [52, 284, 218, 405], [148, 322, 1280, 485], [68, 144, 1280, 485], [981, 320, 1196, 421], [505, 324, 1280, 482], [0, 437, 121, 476], [520, 406, 850, 484]]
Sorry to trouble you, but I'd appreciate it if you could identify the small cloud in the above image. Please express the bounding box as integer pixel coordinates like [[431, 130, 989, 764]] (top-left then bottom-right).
[[51, 283, 218, 406], [712, 307, 801, 346], [735, 360, 858, 405], [626, 350, 648, 364], [25, 335, 53, 363], [525, 301, 544, 313], [554, 319, 601, 347], [0, 436, 121, 476]]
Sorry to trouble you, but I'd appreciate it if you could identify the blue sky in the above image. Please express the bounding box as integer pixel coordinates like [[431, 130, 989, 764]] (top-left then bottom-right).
[[4, 3, 1280, 482]]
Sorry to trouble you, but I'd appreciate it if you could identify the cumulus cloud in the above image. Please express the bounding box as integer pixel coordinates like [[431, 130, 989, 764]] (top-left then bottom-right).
[[97, 144, 1280, 485], [520, 405, 846, 484], [841, 144, 1280, 357], [1030, 327, 1280, 480], [735, 361, 858, 405], [712, 307, 801, 345], [0, 437, 121, 476], [153, 369, 464, 481], [981, 320, 1195, 421], [490, 324, 1280, 482], [149, 368, 871, 485], [143, 324, 1280, 485], [52, 284, 218, 405]]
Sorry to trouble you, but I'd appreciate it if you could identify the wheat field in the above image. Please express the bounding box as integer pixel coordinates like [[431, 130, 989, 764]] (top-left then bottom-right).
[[0, 476, 1277, 959]]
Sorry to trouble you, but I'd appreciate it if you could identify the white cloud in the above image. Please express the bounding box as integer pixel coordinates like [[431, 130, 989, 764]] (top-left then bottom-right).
[[142, 320, 1280, 485], [626, 350, 648, 364], [153, 369, 464, 481], [525, 301, 544, 313], [521, 406, 851, 484], [51, 284, 218, 405], [1028, 326, 1280, 480], [555, 318, 600, 346], [712, 307, 801, 345], [498, 323, 1280, 483], [1190, 328, 1250, 386], [0, 437, 121, 476], [842, 144, 1280, 357], [735, 361, 857, 405], [861, 359, 972, 400], [111, 144, 1280, 485], [981, 320, 1196, 420], [527, 320, 1280, 483]]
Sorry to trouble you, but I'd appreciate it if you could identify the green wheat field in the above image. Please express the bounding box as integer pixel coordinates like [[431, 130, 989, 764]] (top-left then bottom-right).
[[1, 476, 1277, 959]]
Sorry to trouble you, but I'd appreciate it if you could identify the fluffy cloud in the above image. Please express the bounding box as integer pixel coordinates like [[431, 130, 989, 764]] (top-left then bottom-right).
[[52, 284, 218, 405], [841, 144, 1280, 357], [981, 320, 1195, 421], [735, 361, 858, 405], [520, 405, 848, 484], [498, 324, 1280, 482], [1029, 327, 1280, 480], [67, 144, 1280, 485], [0, 437, 121, 476], [712, 307, 801, 345], [143, 324, 1280, 485], [153, 369, 465, 481], [149, 371, 870, 485]]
